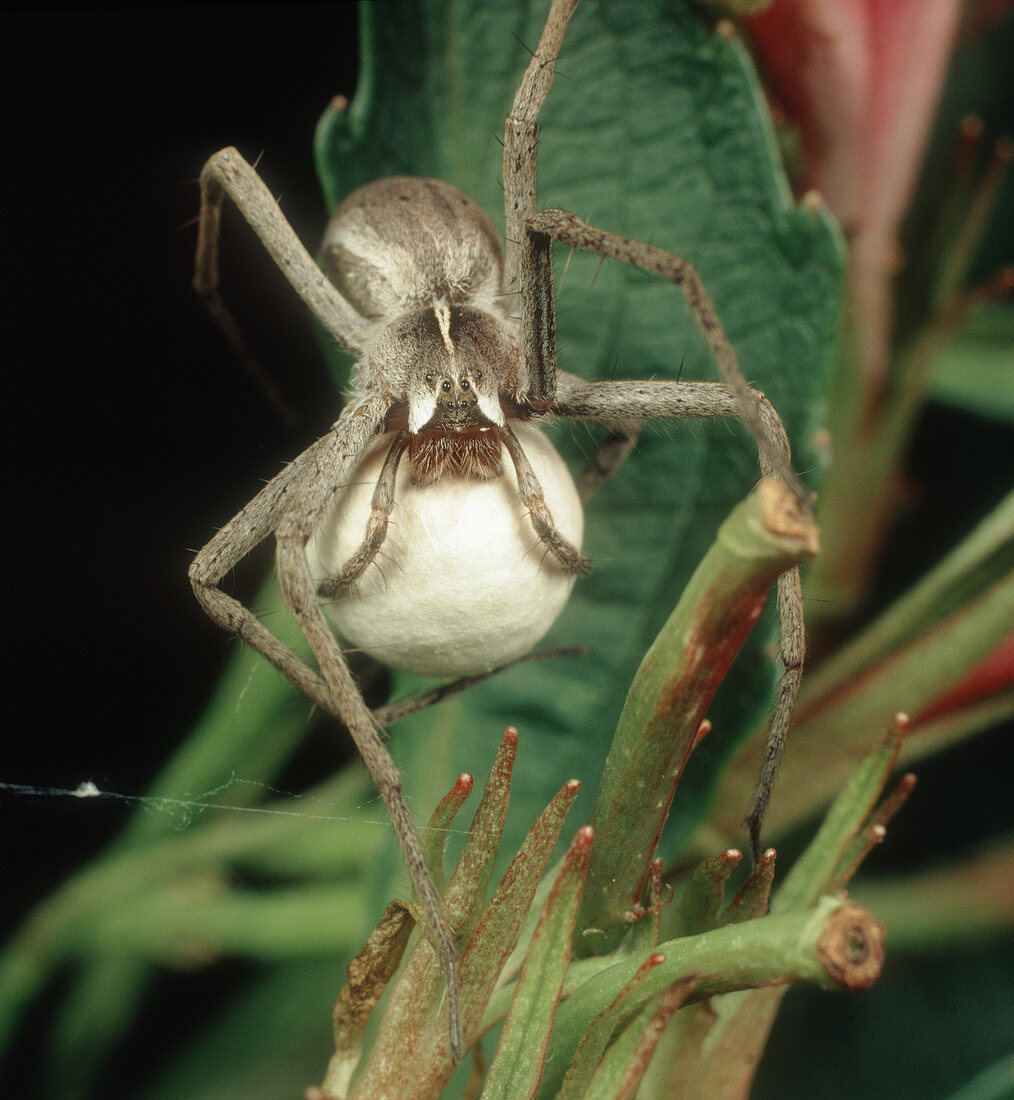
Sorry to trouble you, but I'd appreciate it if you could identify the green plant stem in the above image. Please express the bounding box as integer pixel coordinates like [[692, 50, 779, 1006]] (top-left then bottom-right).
[[538, 896, 882, 1098], [577, 481, 818, 951]]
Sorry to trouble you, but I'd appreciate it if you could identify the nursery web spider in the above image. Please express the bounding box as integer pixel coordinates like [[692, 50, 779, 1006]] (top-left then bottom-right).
[[189, 0, 811, 1060]]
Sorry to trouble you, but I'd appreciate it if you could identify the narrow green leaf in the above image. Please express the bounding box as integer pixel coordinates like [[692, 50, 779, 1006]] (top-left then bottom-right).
[[897, 690, 1014, 768], [423, 771, 475, 893], [480, 826, 591, 1100], [672, 849, 744, 937], [722, 848, 777, 925], [580, 980, 693, 1100], [556, 953, 671, 1100], [463, 778, 582, 1022], [443, 728, 519, 936], [185, 885, 368, 960], [772, 729, 901, 913], [646, 983, 784, 1099], [0, 769, 377, 1071]]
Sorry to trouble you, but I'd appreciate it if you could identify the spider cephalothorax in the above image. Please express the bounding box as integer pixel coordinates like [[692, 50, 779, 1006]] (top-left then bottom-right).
[[358, 295, 527, 483]]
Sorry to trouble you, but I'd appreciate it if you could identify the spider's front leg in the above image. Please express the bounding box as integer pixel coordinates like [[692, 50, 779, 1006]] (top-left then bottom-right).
[[194, 147, 367, 356], [190, 398, 464, 1059], [189, 429, 347, 714]]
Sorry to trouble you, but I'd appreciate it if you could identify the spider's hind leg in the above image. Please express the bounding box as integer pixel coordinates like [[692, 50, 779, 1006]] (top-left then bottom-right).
[[575, 418, 641, 502]]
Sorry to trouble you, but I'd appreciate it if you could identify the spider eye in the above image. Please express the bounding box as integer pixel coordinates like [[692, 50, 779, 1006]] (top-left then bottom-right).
[[442, 379, 452, 393], [460, 378, 470, 390], [425, 371, 434, 384]]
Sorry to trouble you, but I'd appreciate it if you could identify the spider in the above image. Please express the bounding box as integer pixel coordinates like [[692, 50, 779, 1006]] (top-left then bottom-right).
[[189, 0, 810, 1060]]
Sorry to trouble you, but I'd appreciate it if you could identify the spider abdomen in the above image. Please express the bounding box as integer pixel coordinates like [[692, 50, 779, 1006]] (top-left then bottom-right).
[[321, 177, 506, 319]]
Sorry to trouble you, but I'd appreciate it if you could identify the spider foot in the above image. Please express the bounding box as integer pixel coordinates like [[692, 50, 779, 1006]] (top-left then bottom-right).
[[539, 527, 591, 575], [318, 562, 367, 601]]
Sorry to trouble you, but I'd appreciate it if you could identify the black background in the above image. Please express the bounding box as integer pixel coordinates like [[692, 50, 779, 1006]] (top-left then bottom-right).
[[3, 7, 364, 1091], [3, 4, 360, 939]]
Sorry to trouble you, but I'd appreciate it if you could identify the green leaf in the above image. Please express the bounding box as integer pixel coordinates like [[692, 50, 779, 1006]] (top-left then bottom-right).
[[556, 957, 689, 1100], [930, 305, 1014, 423], [578, 982, 690, 1100], [771, 731, 902, 914]]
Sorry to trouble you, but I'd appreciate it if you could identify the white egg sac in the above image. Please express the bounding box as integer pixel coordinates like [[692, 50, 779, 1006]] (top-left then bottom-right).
[[305, 422, 584, 677]]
